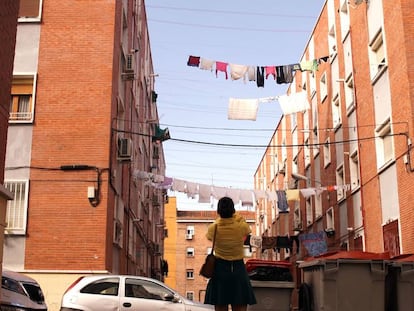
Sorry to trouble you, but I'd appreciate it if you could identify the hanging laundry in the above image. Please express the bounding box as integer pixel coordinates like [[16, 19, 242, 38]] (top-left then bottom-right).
[[227, 188, 241, 205], [278, 91, 310, 115], [247, 65, 256, 81], [240, 189, 254, 206], [276, 66, 286, 84], [253, 189, 268, 200], [276, 190, 289, 213], [228, 98, 259, 121], [265, 66, 276, 80], [198, 184, 211, 203], [229, 63, 248, 81], [216, 61, 228, 79], [299, 187, 317, 198], [157, 176, 173, 189], [300, 59, 319, 72], [186, 181, 198, 198], [199, 57, 215, 71], [266, 190, 277, 201], [256, 66, 265, 87], [212, 186, 228, 200], [286, 189, 300, 201], [171, 178, 186, 192], [283, 64, 295, 83], [187, 55, 200, 67]]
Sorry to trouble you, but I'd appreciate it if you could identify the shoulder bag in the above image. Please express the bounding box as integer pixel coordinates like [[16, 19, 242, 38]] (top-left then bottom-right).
[[199, 224, 217, 278]]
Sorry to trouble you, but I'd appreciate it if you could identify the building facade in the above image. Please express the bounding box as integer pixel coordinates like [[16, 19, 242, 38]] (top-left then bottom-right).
[[255, 0, 414, 266], [4, 1, 167, 310]]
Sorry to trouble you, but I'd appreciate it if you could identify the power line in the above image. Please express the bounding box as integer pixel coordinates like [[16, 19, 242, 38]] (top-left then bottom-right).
[[146, 5, 318, 19], [148, 19, 312, 33]]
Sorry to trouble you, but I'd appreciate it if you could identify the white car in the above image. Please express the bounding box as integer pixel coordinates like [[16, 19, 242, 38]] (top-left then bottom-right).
[[60, 275, 214, 311], [1, 269, 47, 310]]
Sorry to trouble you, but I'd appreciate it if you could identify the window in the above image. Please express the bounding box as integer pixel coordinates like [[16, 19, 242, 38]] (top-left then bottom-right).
[[186, 291, 194, 300], [186, 226, 194, 236], [18, 0, 42, 21], [186, 270, 194, 279], [125, 278, 173, 300], [320, 72, 327, 102], [186, 226, 194, 239], [4, 180, 29, 235], [345, 75, 355, 114], [80, 277, 119, 296], [328, 24, 337, 56], [375, 120, 394, 168], [336, 164, 345, 201], [332, 94, 341, 129], [323, 138, 331, 167], [349, 151, 360, 190], [339, 0, 350, 40], [186, 247, 195, 257], [9, 75, 36, 123], [369, 30, 386, 80]]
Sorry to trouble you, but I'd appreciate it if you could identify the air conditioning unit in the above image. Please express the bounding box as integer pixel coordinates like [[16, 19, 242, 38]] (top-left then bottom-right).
[[185, 234, 193, 240], [125, 54, 135, 73], [117, 138, 133, 161]]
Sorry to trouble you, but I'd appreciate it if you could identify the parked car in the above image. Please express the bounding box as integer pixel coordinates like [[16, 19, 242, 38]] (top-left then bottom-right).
[[60, 274, 213, 311], [1, 269, 47, 311]]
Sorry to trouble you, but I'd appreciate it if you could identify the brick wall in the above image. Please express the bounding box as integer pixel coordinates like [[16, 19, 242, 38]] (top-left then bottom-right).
[[25, 0, 116, 270]]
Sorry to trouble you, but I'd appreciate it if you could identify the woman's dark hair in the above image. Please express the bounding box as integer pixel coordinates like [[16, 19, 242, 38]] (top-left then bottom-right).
[[217, 197, 235, 218]]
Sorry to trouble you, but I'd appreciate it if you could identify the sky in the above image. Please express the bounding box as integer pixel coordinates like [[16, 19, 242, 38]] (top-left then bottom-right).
[[145, 1, 326, 208]]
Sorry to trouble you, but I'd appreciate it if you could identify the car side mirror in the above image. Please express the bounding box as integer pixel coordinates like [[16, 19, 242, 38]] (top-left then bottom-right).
[[164, 293, 180, 303]]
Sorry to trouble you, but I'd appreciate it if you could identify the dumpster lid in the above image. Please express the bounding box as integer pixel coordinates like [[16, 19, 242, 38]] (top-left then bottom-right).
[[298, 251, 390, 268], [390, 253, 414, 262]]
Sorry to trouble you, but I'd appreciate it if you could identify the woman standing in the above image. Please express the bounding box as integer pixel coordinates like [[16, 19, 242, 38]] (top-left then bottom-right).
[[204, 196, 257, 311]]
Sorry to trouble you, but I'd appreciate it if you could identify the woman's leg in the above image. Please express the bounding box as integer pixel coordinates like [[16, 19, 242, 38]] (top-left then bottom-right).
[[231, 305, 247, 311], [214, 305, 229, 311]]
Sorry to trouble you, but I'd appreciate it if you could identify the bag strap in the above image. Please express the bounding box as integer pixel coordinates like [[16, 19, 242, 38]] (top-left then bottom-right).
[[210, 224, 217, 254]]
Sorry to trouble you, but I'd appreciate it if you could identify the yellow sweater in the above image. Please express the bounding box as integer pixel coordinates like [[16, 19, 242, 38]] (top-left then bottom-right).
[[206, 213, 251, 261]]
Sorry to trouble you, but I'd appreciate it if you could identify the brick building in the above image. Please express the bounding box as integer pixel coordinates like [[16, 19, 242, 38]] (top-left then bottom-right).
[[255, 0, 414, 266], [4, 1, 167, 310]]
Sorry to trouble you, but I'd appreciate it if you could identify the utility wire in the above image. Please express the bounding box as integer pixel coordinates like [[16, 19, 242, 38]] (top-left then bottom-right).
[[146, 5, 318, 19]]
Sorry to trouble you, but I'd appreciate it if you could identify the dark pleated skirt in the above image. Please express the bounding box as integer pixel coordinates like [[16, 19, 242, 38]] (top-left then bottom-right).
[[204, 258, 257, 306]]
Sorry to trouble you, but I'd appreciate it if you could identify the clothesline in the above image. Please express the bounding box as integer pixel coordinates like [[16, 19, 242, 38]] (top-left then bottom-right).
[[187, 55, 330, 87], [133, 170, 350, 212]]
